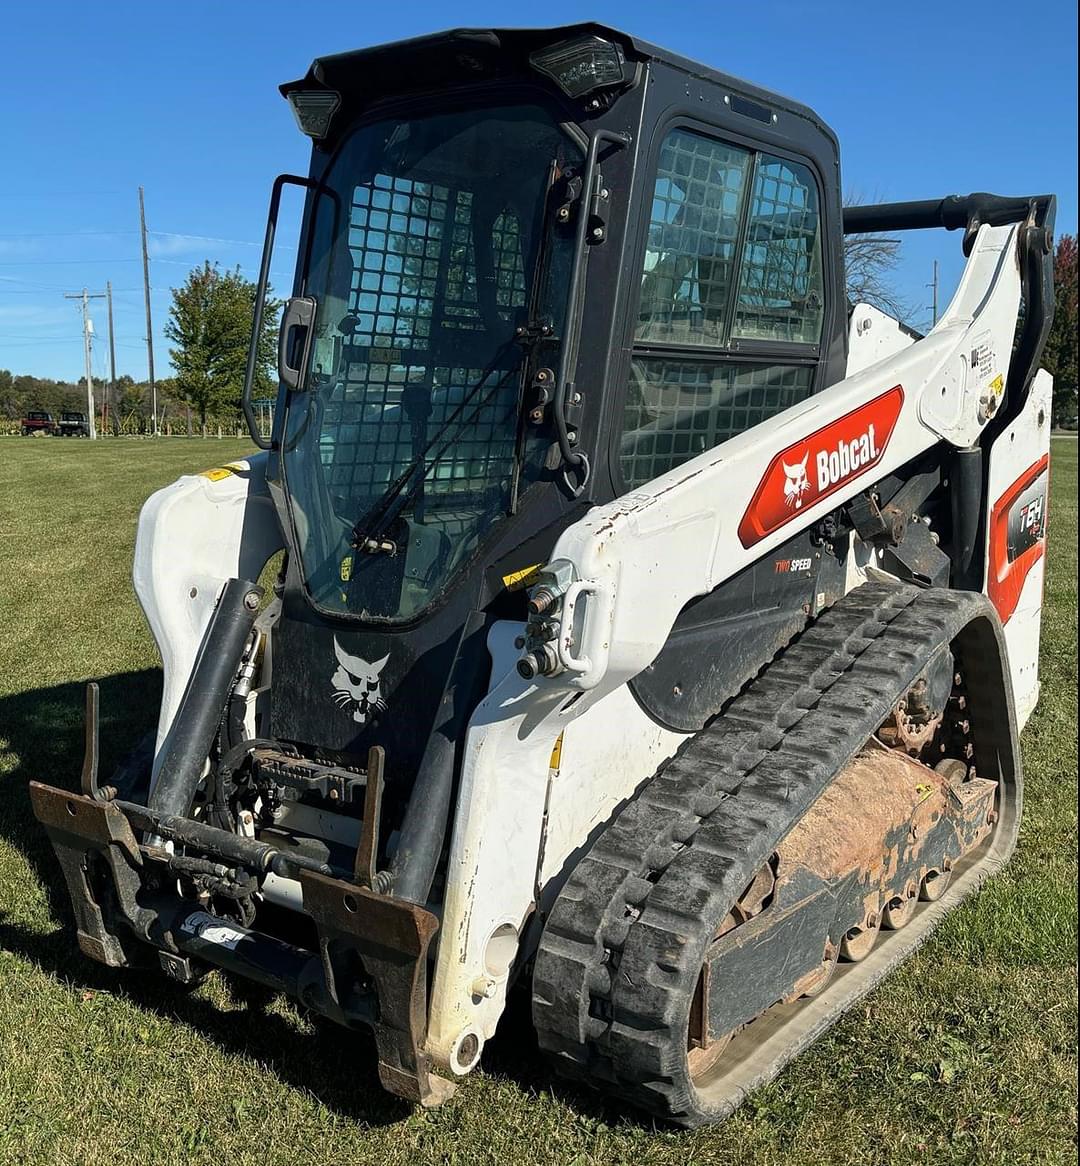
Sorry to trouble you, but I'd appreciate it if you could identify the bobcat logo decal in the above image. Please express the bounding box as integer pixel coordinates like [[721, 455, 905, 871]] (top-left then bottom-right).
[[331, 637, 389, 725], [782, 451, 811, 509]]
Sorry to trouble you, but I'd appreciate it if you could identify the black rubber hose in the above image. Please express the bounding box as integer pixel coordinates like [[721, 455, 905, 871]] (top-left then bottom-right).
[[389, 614, 489, 906], [951, 447, 983, 590], [389, 701, 456, 906], [225, 695, 249, 752], [149, 578, 262, 819]]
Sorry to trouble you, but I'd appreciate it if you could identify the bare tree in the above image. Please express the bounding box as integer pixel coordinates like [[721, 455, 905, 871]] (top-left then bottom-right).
[[842, 194, 916, 325]]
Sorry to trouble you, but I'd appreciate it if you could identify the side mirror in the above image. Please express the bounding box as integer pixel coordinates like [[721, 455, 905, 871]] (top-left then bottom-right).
[[243, 172, 332, 449]]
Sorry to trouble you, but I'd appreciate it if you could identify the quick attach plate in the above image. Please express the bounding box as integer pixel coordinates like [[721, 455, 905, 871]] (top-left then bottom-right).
[[299, 869, 456, 1107]]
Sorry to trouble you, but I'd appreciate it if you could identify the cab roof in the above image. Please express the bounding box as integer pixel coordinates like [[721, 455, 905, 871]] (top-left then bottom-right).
[[281, 22, 835, 145]]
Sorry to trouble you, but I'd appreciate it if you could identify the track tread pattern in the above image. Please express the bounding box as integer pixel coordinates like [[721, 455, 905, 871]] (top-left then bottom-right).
[[532, 581, 1003, 1124]]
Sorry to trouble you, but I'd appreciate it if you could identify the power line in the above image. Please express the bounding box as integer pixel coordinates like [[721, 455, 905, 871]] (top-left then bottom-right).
[[149, 230, 297, 251], [1, 275, 91, 290], [0, 257, 140, 266], [0, 190, 128, 200], [0, 230, 138, 240], [927, 260, 940, 327], [0, 333, 81, 340], [150, 256, 295, 280]]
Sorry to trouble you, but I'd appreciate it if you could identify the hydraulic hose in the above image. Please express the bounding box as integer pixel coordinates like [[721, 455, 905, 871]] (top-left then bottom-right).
[[951, 447, 983, 590], [389, 614, 489, 906], [388, 698, 456, 906], [149, 578, 262, 819]]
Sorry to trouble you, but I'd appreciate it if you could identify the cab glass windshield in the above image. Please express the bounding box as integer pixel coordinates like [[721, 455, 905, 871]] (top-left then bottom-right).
[[281, 101, 581, 621]]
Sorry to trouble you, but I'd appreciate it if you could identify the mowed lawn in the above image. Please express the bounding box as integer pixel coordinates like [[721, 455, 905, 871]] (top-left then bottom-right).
[[0, 436, 1076, 1166]]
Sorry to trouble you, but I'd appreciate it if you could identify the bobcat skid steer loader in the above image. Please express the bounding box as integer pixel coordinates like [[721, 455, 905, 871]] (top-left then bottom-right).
[[30, 24, 1056, 1126]]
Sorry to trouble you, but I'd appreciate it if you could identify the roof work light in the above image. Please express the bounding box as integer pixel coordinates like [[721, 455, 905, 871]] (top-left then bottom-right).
[[529, 35, 630, 100], [287, 89, 341, 139]]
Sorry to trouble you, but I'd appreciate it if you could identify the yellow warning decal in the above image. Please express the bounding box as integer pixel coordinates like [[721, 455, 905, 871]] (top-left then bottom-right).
[[340, 555, 353, 582], [200, 462, 248, 481], [549, 732, 564, 772], [988, 373, 1004, 397], [915, 782, 934, 804], [502, 563, 542, 591]]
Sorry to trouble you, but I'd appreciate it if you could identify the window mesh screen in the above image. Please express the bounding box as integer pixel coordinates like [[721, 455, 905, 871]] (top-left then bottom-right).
[[325, 175, 530, 503], [636, 131, 751, 346], [348, 177, 445, 351], [734, 154, 824, 344], [492, 211, 527, 309], [323, 365, 520, 501], [623, 131, 827, 489], [620, 359, 814, 489]]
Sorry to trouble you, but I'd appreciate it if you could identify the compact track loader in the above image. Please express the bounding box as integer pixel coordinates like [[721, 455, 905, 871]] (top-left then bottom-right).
[[30, 24, 1057, 1125]]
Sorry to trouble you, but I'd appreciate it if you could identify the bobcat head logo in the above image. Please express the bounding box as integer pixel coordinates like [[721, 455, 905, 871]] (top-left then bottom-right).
[[782, 451, 811, 509], [331, 637, 389, 725]]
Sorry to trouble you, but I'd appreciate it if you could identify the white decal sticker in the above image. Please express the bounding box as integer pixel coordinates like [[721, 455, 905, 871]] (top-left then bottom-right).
[[782, 451, 811, 509], [179, 911, 244, 950], [331, 637, 389, 725], [970, 330, 997, 389]]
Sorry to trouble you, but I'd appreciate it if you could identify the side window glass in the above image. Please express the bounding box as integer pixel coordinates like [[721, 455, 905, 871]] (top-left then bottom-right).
[[636, 131, 752, 346], [734, 154, 824, 344], [491, 210, 528, 315], [620, 358, 814, 489]]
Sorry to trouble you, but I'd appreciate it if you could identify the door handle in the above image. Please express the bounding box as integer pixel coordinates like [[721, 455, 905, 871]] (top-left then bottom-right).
[[278, 296, 317, 392]]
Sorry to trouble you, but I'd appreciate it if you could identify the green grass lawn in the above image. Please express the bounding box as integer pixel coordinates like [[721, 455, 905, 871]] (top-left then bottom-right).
[[1, 437, 1076, 1166]]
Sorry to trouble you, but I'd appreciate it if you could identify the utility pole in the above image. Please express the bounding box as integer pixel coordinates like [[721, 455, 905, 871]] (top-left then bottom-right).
[[927, 259, 939, 327], [139, 186, 157, 435], [64, 287, 107, 440], [106, 281, 117, 435]]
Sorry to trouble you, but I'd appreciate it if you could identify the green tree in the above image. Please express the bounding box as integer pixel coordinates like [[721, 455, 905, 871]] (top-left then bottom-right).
[[0, 369, 13, 419], [1042, 233, 1078, 426], [164, 262, 278, 431]]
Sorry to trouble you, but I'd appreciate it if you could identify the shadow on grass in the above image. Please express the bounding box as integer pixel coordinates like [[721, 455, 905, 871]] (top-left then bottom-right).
[[0, 672, 617, 1129], [0, 910, 412, 1126], [480, 987, 649, 1129], [0, 670, 162, 920]]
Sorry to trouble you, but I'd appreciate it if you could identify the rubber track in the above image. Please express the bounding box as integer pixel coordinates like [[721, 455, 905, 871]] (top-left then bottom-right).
[[531, 581, 1007, 1124]]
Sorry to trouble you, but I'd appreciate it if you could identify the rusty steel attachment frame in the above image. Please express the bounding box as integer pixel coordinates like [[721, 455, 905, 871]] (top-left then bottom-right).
[[299, 870, 455, 1106], [29, 782, 147, 967], [27, 778, 455, 1107]]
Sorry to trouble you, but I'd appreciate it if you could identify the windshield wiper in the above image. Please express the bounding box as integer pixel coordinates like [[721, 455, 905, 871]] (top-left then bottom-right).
[[350, 341, 523, 556]]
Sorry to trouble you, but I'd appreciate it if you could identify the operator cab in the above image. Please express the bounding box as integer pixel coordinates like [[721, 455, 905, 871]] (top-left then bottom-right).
[[258, 24, 846, 865]]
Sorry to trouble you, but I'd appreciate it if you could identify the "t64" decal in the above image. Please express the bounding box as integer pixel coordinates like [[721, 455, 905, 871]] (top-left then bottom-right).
[[987, 454, 1049, 624], [738, 386, 904, 548]]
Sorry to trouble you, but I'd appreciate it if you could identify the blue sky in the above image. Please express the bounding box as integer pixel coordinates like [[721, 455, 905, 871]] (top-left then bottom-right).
[[1, 0, 1076, 382]]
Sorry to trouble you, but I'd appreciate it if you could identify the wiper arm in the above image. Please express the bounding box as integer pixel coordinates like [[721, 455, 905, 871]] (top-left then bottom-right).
[[350, 341, 521, 555]]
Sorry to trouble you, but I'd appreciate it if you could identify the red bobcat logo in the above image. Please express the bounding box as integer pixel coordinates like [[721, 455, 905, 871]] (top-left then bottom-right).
[[738, 386, 903, 548]]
